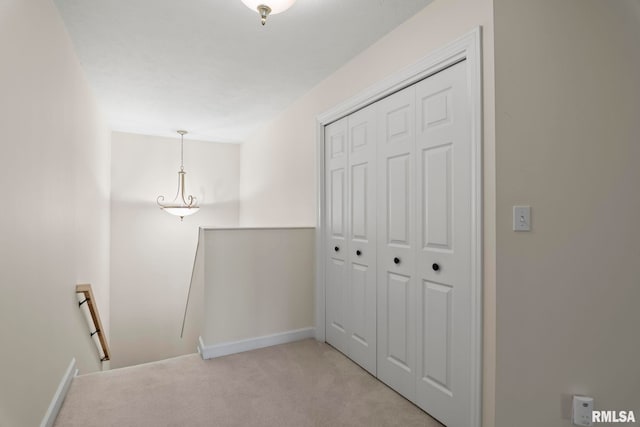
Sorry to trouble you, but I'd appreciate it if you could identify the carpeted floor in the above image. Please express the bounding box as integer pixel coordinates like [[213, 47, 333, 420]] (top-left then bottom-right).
[[54, 339, 443, 427]]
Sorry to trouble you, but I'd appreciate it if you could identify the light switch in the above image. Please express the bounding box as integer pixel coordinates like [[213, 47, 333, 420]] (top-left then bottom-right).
[[513, 206, 531, 231]]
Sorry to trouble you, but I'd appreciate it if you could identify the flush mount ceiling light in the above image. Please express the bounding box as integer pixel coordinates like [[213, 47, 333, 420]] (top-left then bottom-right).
[[157, 130, 200, 221], [241, 0, 297, 25]]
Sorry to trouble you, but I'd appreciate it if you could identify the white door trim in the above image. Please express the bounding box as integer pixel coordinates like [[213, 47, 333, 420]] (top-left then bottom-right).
[[315, 27, 483, 427]]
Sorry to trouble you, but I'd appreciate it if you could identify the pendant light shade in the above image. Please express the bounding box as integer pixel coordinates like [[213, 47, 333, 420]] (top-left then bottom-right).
[[241, 0, 297, 25], [157, 130, 200, 221]]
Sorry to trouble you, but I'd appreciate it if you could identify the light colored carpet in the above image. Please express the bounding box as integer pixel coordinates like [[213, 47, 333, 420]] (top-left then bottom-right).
[[54, 339, 443, 427]]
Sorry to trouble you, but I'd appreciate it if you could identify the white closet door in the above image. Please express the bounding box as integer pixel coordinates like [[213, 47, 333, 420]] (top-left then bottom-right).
[[346, 104, 377, 374], [325, 117, 349, 355], [376, 85, 417, 400], [415, 60, 472, 427]]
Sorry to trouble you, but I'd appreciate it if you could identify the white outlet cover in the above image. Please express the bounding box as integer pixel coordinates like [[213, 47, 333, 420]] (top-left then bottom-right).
[[572, 395, 594, 426]]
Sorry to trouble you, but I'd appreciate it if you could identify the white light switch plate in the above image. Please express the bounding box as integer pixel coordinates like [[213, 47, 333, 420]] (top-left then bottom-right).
[[572, 395, 593, 426], [513, 206, 531, 231]]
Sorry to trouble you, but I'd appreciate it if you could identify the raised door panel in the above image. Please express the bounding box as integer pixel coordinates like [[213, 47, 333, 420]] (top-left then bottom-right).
[[421, 281, 453, 393], [376, 85, 417, 401], [346, 104, 377, 375], [422, 145, 452, 250], [387, 154, 411, 246], [386, 272, 412, 372], [325, 118, 349, 354], [350, 164, 368, 240], [330, 169, 346, 238], [415, 60, 472, 427], [326, 258, 347, 338]]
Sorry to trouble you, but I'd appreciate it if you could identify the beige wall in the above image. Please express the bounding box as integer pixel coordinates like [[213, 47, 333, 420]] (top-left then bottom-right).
[[0, 1, 111, 426], [201, 228, 315, 346], [494, 1, 640, 426], [238, 0, 496, 424], [110, 132, 240, 368]]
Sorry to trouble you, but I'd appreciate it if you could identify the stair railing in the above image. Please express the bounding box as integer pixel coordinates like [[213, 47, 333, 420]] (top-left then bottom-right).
[[76, 284, 111, 362]]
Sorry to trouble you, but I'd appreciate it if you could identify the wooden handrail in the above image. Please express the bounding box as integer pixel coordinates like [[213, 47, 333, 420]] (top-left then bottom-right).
[[76, 284, 111, 362]]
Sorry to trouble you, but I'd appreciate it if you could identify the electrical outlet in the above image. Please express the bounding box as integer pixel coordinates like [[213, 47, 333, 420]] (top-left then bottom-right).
[[572, 395, 594, 426]]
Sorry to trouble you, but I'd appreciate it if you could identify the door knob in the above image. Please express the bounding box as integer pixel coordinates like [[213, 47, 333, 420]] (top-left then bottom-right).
[[334, 246, 340, 252], [393, 257, 400, 265], [356, 250, 362, 256], [432, 263, 440, 272]]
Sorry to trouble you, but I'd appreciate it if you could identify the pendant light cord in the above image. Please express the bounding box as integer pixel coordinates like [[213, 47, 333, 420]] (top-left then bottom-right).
[[180, 132, 184, 171]]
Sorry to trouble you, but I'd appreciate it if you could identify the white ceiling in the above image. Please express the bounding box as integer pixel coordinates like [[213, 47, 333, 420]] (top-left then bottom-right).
[[54, 0, 431, 143]]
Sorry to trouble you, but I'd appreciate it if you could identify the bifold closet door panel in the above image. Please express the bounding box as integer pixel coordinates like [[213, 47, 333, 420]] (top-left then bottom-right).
[[414, 60, 473, 427], [325, 57, 477, 427], [346, 104, 377, 375], [325, 117, 349, 355], [376, 85, 418, 401]]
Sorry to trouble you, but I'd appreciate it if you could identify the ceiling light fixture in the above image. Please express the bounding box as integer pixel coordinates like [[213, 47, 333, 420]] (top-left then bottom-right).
[[157, 130, 200, 221], [241, 0, 297, 25]]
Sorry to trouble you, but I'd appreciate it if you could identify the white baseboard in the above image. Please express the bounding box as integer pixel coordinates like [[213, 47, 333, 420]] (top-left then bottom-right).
[[40, 358, 78, 427], [198, 327, 315, 360]]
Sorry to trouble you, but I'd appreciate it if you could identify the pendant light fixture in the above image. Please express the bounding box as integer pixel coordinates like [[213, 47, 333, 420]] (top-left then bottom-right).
[[241, 0, 297, 25], [157, 130, 200, 221]]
